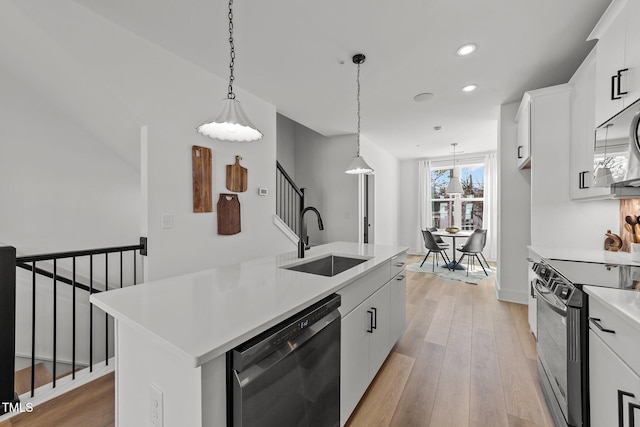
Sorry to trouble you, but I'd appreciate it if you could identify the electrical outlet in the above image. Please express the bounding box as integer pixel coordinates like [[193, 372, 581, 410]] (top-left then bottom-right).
[[150, 383, 164, 427]]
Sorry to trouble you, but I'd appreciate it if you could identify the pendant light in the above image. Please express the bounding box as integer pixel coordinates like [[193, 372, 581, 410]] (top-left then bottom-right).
[[345, 54, 374, 175], [446, 143, 464, 195], [594, 124, 614, 186], [197, 0, 263, 142]]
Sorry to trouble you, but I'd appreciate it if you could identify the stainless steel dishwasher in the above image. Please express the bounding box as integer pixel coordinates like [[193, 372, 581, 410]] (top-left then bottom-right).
[[228, 294, 341, 427]]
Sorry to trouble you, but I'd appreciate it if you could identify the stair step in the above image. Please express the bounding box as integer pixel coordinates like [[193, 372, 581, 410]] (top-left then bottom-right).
[[14, 364, 53, 396]]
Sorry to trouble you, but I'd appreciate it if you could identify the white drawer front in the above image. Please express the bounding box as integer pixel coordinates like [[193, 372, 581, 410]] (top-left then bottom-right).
[[589, 296, 640, 377], [338, 262, 390, 317], [390, 252, 407, 278]]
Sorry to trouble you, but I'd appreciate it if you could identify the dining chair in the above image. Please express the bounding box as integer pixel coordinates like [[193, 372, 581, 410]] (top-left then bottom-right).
[[421, 230, 452, 272], [427, 227, 450, 248], [454, 229, 488, 276]]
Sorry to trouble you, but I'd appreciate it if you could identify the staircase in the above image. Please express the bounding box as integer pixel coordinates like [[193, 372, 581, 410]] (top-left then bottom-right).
[[14, 364, 52, 397], [0, 239, 146, 420], [275, 161, 305, 244]]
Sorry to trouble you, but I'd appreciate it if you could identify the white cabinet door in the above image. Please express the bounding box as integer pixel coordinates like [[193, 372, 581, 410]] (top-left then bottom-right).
[[594, 11, 627, 126], [368, 283, 391, 377], [570, 50, 614, 200], [589, 330, 640, 427], [624, 0, 640, 107], [516, 99, 531, 169], [389, 272, 407, 346], [340, 302, 371, 426]]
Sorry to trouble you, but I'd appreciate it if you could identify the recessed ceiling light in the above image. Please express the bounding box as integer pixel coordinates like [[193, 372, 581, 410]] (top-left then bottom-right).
[[462, 84, 477, 92], [413, 92, 434, 102], [456, 44, 477, 56]]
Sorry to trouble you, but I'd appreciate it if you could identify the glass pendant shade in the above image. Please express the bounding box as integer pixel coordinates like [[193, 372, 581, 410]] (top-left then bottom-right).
[[594, 166, 614, 186], [197, 98, 263, 142], [446, 174, 464, 194], [345, 155, 374, 175]]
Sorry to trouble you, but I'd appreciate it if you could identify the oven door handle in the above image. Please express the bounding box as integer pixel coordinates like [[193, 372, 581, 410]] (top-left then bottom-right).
[[533, 279, 567, 316]]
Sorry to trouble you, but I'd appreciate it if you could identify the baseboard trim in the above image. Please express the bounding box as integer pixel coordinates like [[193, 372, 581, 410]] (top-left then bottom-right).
[[273, 215, 299, 245], [495, 278, 527, 304]]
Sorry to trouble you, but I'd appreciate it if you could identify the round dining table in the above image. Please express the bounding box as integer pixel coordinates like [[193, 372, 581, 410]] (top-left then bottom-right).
[[431, 229, 473, 270]]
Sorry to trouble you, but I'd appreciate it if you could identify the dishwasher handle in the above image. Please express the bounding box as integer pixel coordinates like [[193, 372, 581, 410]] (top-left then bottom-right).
[[233, 309, 340, 386]]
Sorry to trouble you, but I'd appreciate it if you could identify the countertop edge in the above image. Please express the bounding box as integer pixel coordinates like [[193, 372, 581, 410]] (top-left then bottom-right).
[[584, 285, 640, 331], [91, 242, 408, 367]]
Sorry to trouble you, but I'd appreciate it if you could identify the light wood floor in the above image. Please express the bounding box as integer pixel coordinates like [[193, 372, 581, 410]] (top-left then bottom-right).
[[346, 255, 553, 427], [1, 255, 551, 427], [0, 373, 114, 427]]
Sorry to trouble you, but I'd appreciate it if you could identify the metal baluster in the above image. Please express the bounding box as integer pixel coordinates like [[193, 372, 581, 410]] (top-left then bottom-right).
[[133, 251, 137, 286], [89, 255, 93, 372], [120, 251, 123, 288], [105, 254, 108, 365], [52, 259, 57, 387], [72, 257, 76, 379], [31, 261, 36, 397]]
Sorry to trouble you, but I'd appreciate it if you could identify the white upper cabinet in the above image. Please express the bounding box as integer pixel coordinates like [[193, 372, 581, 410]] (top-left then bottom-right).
[[591, 0, 640, 126], [570, 49, 614, 200], [516, 85, 570, 171], [515, 94, 532, 169]]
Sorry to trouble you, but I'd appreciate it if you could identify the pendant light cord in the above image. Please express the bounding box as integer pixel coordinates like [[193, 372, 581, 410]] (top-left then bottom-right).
[[356, 61, 361, 156], [227, 0, 236, 99]]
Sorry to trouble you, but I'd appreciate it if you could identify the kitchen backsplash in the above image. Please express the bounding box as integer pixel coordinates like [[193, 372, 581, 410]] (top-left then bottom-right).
[[620, 199, 640, 252]]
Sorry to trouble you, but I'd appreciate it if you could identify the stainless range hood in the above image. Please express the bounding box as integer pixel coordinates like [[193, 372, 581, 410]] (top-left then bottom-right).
[[593, 98, 640, 198]]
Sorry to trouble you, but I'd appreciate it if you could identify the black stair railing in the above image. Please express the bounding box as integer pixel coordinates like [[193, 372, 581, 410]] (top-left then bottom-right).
[[276, 161, 305, 237], [0, 237, 147, 411]]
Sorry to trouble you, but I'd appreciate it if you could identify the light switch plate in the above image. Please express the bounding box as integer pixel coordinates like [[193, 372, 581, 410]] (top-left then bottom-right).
[[258, 187, 268, 196], [161, 214, 174, 229]]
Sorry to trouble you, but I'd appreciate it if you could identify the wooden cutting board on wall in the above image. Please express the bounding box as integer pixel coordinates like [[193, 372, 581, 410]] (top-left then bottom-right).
[[217, 193, 241, 235], [226, 156, 248, 192], [192, 146, 212, 213]]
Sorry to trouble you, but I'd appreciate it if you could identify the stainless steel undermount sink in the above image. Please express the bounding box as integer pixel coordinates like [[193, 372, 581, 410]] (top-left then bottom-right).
[[283, 255, 369, 277]]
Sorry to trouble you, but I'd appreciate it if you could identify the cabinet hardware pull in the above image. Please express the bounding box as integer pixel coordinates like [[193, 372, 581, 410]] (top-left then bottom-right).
[[629, 401, 640, 427], [394, 262, 405, 267], [396, 275, 405, 281], [366, 310, 374, 333], [578, 171, 589, 189], [589, 317, 616, 334], [618, 68, 629, 96], [612, 74, 622, 100], [517, 145, 523, 159], [371, 307, 377, 330], [619, 390, 635, 427]]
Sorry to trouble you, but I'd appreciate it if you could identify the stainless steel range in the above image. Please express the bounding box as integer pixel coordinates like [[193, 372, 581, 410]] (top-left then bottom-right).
[[531, 259, 640, 427]]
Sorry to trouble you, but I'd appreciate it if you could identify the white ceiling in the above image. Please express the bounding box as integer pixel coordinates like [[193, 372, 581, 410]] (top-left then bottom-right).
[[72, 0, 611, 159]]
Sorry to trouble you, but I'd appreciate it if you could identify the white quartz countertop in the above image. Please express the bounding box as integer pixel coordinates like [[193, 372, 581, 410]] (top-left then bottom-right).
[[584, 286, 640, 330], [528, 246, 640, 266], [90, 242, 407, 368]]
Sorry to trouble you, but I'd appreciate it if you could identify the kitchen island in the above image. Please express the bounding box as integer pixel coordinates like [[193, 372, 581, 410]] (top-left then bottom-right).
[[91, 241, 407, 427]]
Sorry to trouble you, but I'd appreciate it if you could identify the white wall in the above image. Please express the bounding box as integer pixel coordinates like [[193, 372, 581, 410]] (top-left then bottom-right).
[[0, 68, 141, 254], [361, 138, 400, 245], [143, 85, 293, 279], [497, 102, 532, 303], [276, 114, 297, 177], [0, 0, 294, 281], [397, 160, 421, 253], [530, 89, 618, 249], [292, 130, 354, 245]]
